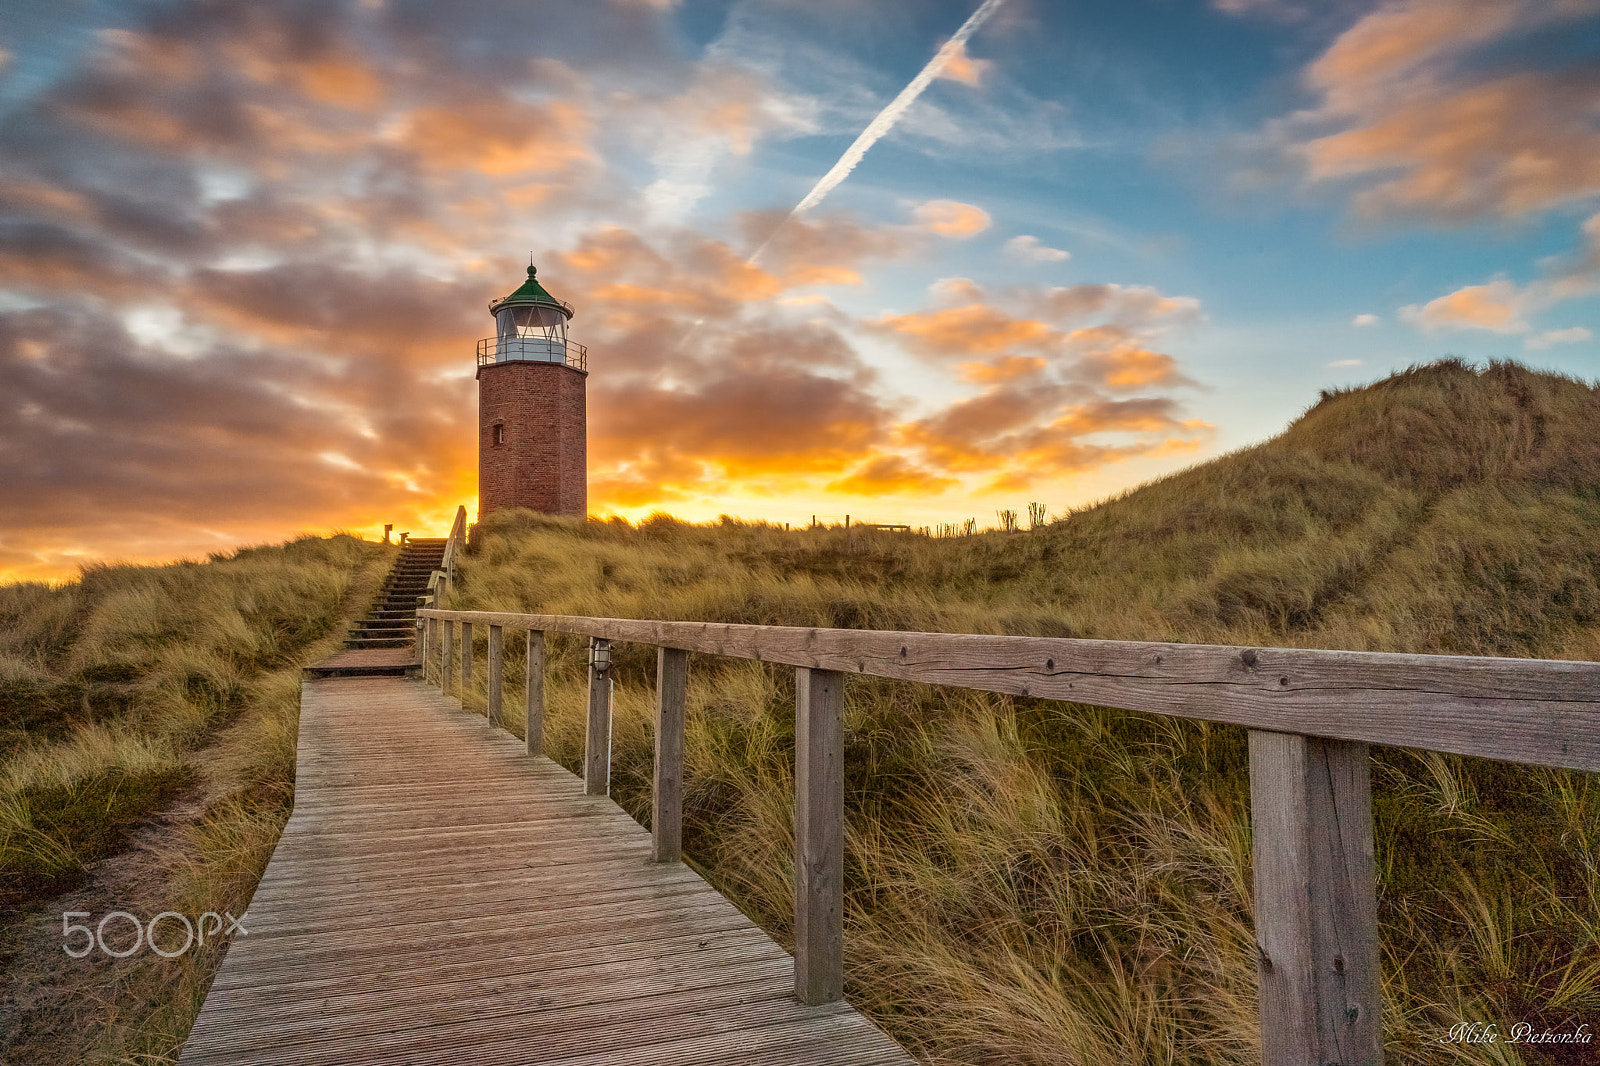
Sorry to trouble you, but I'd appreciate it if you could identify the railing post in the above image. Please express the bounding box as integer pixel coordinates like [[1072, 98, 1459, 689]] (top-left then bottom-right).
[[653, 647, 688, 863], [487, 624, 504, 728], [459, 621, 473, 710], [584, 637, 612, 796], [1248, 730, 1383, 1066], [794, 667, 844, 1005], [526, 630, 545, 756], [440, 620, 453, 697]]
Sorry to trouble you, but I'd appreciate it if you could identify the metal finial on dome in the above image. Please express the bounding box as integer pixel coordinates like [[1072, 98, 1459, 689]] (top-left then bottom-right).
[[489, 262, 573, 320]]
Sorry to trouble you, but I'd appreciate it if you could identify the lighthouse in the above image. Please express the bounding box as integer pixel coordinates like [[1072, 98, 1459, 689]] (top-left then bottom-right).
[[476, 265, 588, 518]]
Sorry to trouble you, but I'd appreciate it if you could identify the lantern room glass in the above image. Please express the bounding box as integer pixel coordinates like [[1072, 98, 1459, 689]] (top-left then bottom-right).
[[496, 305, 567, 344]]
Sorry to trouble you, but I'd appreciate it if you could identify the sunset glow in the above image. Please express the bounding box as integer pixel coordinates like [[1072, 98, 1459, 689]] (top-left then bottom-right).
[[3, 0, 1597, 582]]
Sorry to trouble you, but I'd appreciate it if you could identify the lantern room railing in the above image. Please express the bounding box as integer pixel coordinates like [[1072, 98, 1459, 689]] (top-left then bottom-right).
[[477, 335, 588, 371]]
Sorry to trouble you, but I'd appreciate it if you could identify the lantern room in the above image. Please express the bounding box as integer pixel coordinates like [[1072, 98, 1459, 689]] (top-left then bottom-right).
[[477, 265, 588, 371]]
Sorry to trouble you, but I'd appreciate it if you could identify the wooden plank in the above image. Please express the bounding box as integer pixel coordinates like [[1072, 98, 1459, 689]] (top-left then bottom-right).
[[459, 620, 473, 710], [585, 637, 611, 797], [183, 974, 798, 1066], [653, 647, 688, 864], [1249, 730, 1382, 1066], [419, 610, 1600, 772], [794, 667, 844, 1005], [487, 623, 503, 728], [527, 628, 545, 756]]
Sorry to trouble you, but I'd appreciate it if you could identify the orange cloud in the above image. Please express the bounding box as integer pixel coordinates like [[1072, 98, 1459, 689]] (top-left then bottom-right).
[[400, 98, 593, 175], [935, 40, 993, 88], [738, 209, 914, 289], [1280, 0, 1600, 221], [1086, 345, 1188, 388], [874, 304, 1055, 358], [900, 391, 1210, 493], [1399, 279, 1530, 333], [827, 455, 958, 497], [956, 355, 1048, 383], [913, 199, 992, 237], [295, 57, 384, 110]]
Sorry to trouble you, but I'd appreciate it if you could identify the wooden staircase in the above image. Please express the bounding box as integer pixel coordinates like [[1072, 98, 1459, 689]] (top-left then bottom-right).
[[343, 538, 447, 650], [301, 537, 448, 681]]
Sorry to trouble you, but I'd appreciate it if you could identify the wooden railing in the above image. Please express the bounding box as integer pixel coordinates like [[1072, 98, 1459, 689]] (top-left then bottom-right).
[[413, 507, 469, 629], [414, 608, 1600, 1066], [441, 505, 467, 594]]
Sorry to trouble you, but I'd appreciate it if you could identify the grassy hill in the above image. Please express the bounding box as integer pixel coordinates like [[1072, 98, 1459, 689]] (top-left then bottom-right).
[[443, 360, 1600, 1065], [0, 534, 391, 1064]]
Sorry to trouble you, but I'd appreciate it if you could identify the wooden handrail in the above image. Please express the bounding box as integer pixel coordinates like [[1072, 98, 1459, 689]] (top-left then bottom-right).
[[440, 505, 468, 595], [416, 606, 1600, 1065], [419, 610, 1600, 773]]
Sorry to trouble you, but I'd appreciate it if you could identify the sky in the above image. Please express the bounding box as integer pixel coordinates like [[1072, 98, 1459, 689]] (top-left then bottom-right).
[[2, 0, 1598, 583]]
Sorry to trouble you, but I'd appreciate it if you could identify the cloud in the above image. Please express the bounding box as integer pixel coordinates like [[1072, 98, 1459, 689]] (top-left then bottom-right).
[[913, 199, 992, 238], [1524, 326, 1592, 350], [875, 303, 1054, 358], [1396, 212, 1600, 338], [935, 39, 993, 89], [866, 279, 1208, 489], [1267, 0, 1600, 223], [1352, 313, 1378, 326], [1004, 234, 1069, 262], [1329, 358, 1363, 367], [827, 455, 958, 496], [398, 98, 594, 175], [1399, 278, 1531, 333], [899, 392, 1209, 492], [737, 209, 914, 287], [872, 282, 1200, 400], [641, 62, 817, 221]]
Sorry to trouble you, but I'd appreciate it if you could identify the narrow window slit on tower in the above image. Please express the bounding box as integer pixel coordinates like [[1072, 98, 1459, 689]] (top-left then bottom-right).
[[493, 424, 505, 445]]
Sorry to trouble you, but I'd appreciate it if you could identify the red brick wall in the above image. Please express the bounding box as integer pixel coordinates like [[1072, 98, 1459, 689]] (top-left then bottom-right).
[[477, 360, 587, 518]]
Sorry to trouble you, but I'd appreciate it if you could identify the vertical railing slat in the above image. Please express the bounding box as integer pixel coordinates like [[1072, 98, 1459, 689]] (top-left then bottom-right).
[[487, 624, 503, 728], [653, 647, 688, 863], [1249, 730, 1383, 1066], [440, 620, 454, 697], [584, 637, 612, 796], [526, 629, 545, 756], [794, 666, 845, 1005], [460, 621, 473, 710]]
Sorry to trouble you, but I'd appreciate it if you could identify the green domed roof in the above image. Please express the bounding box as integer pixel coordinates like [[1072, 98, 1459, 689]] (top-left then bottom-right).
[[489, 265, 574, 318]]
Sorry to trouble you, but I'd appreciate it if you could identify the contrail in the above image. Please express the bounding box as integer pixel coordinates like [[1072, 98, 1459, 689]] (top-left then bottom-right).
[[676, 0, 1007, 352], [749, 0, 1008, 266]]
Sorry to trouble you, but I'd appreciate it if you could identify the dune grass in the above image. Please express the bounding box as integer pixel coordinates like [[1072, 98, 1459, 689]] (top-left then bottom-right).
[[440, 361, 1600, 1065], [0, 533, 391, 1064]]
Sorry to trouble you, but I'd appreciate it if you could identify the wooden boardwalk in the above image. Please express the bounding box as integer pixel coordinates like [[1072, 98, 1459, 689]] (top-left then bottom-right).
[[179, 676, 915, 1065]]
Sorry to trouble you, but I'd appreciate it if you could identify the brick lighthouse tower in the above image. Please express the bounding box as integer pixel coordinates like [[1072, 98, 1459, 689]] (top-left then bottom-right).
[[476, 265, 588, 517]]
